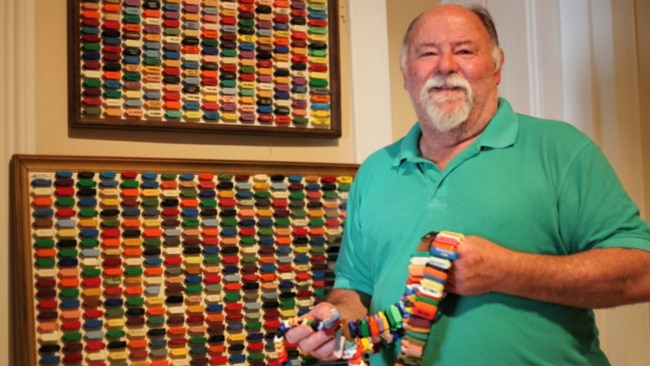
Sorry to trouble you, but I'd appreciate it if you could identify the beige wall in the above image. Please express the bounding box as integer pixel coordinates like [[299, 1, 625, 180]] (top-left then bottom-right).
[[638, 0, 650, 222], [387, 0, 440, 141], [636, 0, 650, 343], [635, 0, 650, 348], [34, 1, 356, 164]]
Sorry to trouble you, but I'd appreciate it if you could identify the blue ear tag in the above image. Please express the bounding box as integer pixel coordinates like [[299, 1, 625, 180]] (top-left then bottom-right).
[[429, 246, 460, 260]]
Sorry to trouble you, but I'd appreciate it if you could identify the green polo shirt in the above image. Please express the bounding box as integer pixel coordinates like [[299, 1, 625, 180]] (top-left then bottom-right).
[[334, 98, 650, 365]]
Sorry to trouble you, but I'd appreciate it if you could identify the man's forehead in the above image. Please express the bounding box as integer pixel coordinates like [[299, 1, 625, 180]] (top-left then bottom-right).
[[420, 11, 482, 30], [410, 11, 489, 44]]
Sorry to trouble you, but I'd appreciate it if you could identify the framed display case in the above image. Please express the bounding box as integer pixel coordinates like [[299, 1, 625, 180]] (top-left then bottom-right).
[[10, 154, 358, 366], [68, 0, 342, 138]]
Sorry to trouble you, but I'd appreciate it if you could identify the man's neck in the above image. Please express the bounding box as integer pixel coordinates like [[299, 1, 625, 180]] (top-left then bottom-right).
[[419, 119, 488, 170]]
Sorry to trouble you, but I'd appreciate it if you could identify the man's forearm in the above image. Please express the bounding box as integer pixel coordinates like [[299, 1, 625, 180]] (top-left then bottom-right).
[[494, 247, 650, 308]]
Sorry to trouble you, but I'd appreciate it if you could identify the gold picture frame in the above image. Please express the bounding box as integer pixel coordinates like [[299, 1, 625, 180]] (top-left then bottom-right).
[[68, 0, 342, 138], [10, 154, 358, 365]]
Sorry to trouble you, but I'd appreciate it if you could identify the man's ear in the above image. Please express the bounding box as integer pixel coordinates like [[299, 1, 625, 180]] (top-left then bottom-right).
[[401, 66, 409, 90], [494, 48, 504, 85]]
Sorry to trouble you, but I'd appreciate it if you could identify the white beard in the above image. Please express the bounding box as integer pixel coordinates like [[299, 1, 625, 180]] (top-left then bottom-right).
[[419, 74, 473, 133]]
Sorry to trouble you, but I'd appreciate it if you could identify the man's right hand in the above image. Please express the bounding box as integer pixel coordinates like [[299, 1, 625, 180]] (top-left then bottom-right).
[[284, 301, 343, 361]]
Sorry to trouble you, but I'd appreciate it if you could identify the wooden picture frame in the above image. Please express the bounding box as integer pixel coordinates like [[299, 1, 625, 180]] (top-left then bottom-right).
[[68, 1, 342, 138], [10, 154, 358, 366]]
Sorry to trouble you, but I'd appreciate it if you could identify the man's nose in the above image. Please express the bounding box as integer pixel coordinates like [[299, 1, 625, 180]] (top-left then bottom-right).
[[436, 51, 459, 75]]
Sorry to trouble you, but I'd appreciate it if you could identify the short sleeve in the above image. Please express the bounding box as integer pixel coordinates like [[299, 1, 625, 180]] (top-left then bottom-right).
[[558, 142, 650, 253], [333, 167, 374, 296]]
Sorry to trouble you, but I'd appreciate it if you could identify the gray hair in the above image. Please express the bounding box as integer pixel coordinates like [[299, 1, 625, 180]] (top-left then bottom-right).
[[399, 5, 502, 71]]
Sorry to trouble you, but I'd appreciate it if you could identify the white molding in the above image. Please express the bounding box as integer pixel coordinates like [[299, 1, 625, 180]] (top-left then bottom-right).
[[485, 1, 531, 115], [1, 0, 36, 155], [1, 2, 36, 366], [524, 0, 542, 117], [559, 0, 595, 136], [532, 0, 564, 121], [590, 0, 617, 156]]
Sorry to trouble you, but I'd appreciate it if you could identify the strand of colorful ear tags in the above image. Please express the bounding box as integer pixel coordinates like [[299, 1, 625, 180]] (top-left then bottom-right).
[[274, 231, 463, 366], [396, 231, 462, 365]]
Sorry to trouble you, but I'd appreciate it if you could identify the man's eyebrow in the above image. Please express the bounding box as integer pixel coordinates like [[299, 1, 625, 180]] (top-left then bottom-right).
[[414, 40, 476, 49], [415, 41, 437, 47], [451, 40, 477, 47]]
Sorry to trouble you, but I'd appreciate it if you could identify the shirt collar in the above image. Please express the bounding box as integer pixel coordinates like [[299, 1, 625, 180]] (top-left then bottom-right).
[[393, 97, 519, 167]]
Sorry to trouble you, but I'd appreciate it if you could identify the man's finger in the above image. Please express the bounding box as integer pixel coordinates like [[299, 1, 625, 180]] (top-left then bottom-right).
[[304, 337, 338, 360], [284, 324, 314, 344]]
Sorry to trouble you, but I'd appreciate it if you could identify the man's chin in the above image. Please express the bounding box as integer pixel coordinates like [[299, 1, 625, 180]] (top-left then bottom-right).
[[434, 120, 466, 133], [424, 106, 469, 132], [430, 97, 466, 109]]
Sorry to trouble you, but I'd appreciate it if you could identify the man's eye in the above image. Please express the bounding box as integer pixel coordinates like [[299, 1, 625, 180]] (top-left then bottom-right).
[[457, 49, 472, 55]]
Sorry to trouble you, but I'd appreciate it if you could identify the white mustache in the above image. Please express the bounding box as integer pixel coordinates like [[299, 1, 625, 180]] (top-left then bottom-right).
[[425, 74, 471, 93]]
